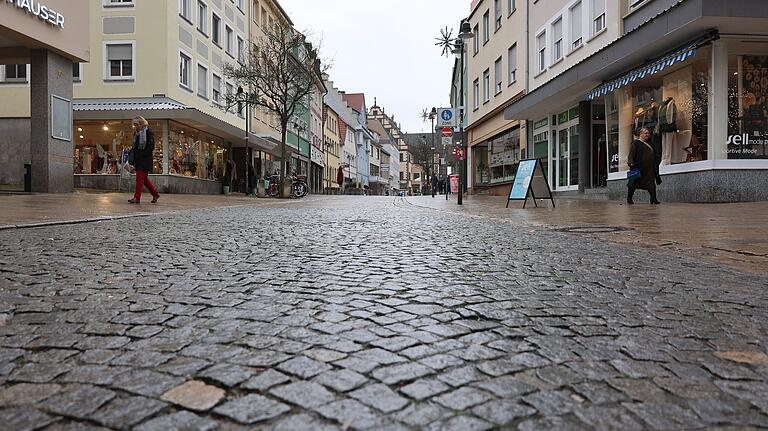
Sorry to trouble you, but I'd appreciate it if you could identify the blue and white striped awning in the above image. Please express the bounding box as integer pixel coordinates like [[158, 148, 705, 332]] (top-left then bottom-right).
[[586, 44, 697, 100]]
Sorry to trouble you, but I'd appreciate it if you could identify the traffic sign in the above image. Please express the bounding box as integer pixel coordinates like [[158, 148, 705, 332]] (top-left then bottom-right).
[[441, 136, 452, 147], [441, 128, 452, 137], [437, 108, 457, 127]]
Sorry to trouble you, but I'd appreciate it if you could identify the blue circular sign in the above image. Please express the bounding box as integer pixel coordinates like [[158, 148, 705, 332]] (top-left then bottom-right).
[[440, 110, 453, 121]]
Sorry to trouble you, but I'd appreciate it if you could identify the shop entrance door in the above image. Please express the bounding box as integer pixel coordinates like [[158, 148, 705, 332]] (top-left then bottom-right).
[[553, 120, 579, 191]]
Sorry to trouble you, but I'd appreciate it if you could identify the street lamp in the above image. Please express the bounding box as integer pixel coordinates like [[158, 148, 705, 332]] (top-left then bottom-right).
[[237, 86, 251, 196], [452, 20, 473, 205], [428, 107, 437, 194]]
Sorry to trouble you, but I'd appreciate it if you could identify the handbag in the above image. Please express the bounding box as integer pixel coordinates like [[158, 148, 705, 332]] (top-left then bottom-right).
[[627, 167, 641, 181], [128, 149, 135, 165]]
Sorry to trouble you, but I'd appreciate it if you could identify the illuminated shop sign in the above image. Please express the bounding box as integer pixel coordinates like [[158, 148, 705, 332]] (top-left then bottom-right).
[[4, 0, 65, 29]]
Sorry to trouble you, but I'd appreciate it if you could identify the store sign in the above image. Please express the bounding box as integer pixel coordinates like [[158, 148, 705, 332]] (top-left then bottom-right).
[[726, 134, 761, 156], [506, 159, 554, 209], [5, 0, 65, 29]]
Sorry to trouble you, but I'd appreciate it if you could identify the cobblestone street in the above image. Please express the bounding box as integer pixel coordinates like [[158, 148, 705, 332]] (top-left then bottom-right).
[[1, 196, 767, 430]]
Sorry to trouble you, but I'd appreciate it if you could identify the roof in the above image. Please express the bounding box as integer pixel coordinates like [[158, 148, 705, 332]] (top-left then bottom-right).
[[367, 119, 390, 139], [341, 93, 365, 114], [73, 98, 186, 111]]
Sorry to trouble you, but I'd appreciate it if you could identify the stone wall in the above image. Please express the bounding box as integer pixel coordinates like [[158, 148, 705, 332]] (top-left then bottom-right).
[[75, 174, 223, 195], [0, 118, 30, 188]]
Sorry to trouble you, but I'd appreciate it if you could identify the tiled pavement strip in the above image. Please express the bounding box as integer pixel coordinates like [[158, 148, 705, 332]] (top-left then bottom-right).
[[0, 195, 767, 430]]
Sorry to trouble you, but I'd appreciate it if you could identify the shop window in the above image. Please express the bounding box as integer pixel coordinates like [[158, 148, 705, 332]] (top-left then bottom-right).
[[106, 43, 134, 80], [74, 120, 163, 175], [169, 121, 228, 180], [728, 53, 768, 159], [603, 46, 711, 171], [472, 127, 521, 185]]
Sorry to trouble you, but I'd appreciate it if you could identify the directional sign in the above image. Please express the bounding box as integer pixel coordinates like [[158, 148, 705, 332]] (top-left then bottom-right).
[[441, 128, 452, 137], [441, 136, 452, 147], [437, 108, 457, 127]]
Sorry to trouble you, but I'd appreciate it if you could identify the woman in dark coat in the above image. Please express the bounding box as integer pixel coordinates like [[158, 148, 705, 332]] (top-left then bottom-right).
[[627, 127, 660, 205], [128, 116, 160, 204]]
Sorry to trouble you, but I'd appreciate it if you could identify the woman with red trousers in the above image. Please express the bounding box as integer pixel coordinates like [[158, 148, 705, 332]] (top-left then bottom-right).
[[128, 116, 160, 204]]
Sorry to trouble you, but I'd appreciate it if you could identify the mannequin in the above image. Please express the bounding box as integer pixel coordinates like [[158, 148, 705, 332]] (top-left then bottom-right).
[[659, 97, 677, 165]]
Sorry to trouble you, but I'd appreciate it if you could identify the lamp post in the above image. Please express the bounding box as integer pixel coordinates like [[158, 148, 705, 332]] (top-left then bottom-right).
[[428, 107, 437, 194], [452, 20, 474, 206], [237, 86, 250, 195]]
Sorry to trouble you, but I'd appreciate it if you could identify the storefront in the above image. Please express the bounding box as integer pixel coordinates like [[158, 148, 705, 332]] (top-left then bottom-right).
[[471, 126, 522, 189], [597, 36, 768, 202], [310, 140, 324, 195]]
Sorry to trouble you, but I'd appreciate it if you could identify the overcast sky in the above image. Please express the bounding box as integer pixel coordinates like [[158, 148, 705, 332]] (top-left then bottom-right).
[[281, 0, 470, 134]]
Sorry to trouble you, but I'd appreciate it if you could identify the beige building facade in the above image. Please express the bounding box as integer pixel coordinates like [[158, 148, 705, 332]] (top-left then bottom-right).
[[0, 0, 89, 192], [323, 104, 342, 194]]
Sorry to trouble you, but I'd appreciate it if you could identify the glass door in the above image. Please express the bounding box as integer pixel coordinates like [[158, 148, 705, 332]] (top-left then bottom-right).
[[558, 128, 569, 188], [552, 120, 579, 191]]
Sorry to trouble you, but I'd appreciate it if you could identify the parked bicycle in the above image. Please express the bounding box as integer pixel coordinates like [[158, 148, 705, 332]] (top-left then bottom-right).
[[266, 172, 308, 198]]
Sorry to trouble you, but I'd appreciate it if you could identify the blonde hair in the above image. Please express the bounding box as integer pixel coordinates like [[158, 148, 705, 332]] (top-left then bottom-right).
[[132, 116, 148, 127]]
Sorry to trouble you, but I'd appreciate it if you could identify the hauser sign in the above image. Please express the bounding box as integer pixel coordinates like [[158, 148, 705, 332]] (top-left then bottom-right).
[[5, 0, 65, 29]]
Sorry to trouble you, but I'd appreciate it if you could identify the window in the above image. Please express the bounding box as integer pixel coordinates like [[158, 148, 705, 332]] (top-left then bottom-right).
[[482, 11, 490, 44], [225, 26, 233, 56], [482, 69, 490, 103], [494, 0, 502, 30], [253, 1, 260, 23], [212, 74, 221, 105], [2, 64, 27, 81], [494, 58, 502, 95], [73, 63, 81, 82], [413, 173, 420, 180], [212, 13, 221, 45], [197, 1, 207, 34], [261, 8, 267, 28], [536, 31, 546, 72], [508, 0, 516, 15], [570, 1, 583, 49], [104, 0, 134, 6], [197, 63, 208, 99], [106, 43, 133, 80], [473, 79, 479, 110], [591, 0, 605, 35], [237, 36, 244, 62], [552, 18, 563, 62], [629, 0, 646, 10], [237, 0, 244, 10], [179, 52, 191, 89], [179, 0, 192, 21], [508, 44, 517, 84], [472, 25, 479, 55]]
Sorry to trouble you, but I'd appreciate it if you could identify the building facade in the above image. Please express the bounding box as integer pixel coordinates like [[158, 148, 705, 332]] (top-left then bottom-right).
[[323, 102, 342, 194], [369, 105, 408, 194], [467, 0, 768, 203], [0, 0, 89, 192]]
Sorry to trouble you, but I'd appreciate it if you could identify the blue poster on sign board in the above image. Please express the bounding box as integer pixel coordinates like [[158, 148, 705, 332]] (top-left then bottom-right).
[[509, 159, 536, 199], [506, 159, 555, 209]]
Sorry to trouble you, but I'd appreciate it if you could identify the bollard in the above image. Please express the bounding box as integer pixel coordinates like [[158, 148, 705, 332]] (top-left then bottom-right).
[[24, 163, 31, 192]]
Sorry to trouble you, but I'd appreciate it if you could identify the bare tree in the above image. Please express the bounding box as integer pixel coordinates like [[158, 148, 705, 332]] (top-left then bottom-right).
[[223, 22, 327, 197], [410, 136, 435, 179]]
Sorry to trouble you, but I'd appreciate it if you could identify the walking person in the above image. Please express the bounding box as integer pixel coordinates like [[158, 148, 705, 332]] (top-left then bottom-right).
[[627, 127, 660, 205], [128, 116, 160, 204], [431, 173, 438, 198]]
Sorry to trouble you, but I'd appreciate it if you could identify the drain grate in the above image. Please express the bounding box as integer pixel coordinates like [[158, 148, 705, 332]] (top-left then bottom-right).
[[555, 226, 634, 234]]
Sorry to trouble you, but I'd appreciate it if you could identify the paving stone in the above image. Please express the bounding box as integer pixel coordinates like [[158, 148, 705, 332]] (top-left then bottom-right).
[[110, 350, 173, 368], [470, 375, 536, 397], [395, 402, 452, 427], [90, 396, 166, 428], [313, 369, 368, 392], [573, 405, 644, 431], [242, 369, 291, 392], [0, 406, 58, 431], [198, 363, 255, 387], [426, 415, 494, 431], [276, 355, 332, 378], [8, 362, 70, 383], [571, 381, 627, 404], [437, 366, 486, 387], [157, 356, 211, 377], [400, 378, 451, 400], [110, 369, 183, 397], [372, 362, 433, 385], [610, 358, 671, 378], [452, 345, 504, 361], [0, 383, 61, 406], [350, 383, 409, 413], [303, 348, 347, 363], [624, 402, 704, 430], [315, 398, 386, 429], [270, 381, 336, 408], [161, 380, 225, 411], [134, 411, 218, 431], [517, 415, 589, 431], [370, 336, 420, 352], [472, 399, 536, 425], [688, 397, 768, 427], [214, 393, 291, 424], [269, 413, 341, 431], [419, 354, 464, 371], [39, 385, 116, 418], [58, 365, 128, 385], [522, 389, 583, 415]]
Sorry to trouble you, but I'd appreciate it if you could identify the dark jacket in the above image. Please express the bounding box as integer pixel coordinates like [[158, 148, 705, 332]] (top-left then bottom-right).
[[133, 128, 155, 172], [628, 139, 656, 191]]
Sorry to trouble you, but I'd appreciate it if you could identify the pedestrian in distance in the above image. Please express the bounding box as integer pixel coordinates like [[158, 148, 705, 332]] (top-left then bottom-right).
[[128, 116, 160, 204], [627, 127, 660, 205], [431, 173, 438, 198]]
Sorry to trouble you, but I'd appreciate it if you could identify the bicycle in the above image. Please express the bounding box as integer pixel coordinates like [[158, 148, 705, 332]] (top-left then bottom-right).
[[266, 173, 308, 198]]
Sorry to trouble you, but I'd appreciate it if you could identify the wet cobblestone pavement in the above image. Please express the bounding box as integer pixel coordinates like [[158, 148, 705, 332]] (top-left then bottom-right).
[[1, 196, 767, 430]]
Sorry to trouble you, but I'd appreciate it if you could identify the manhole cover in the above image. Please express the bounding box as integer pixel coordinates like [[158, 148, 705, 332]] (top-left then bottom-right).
[[555, 226, 634, 234]]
